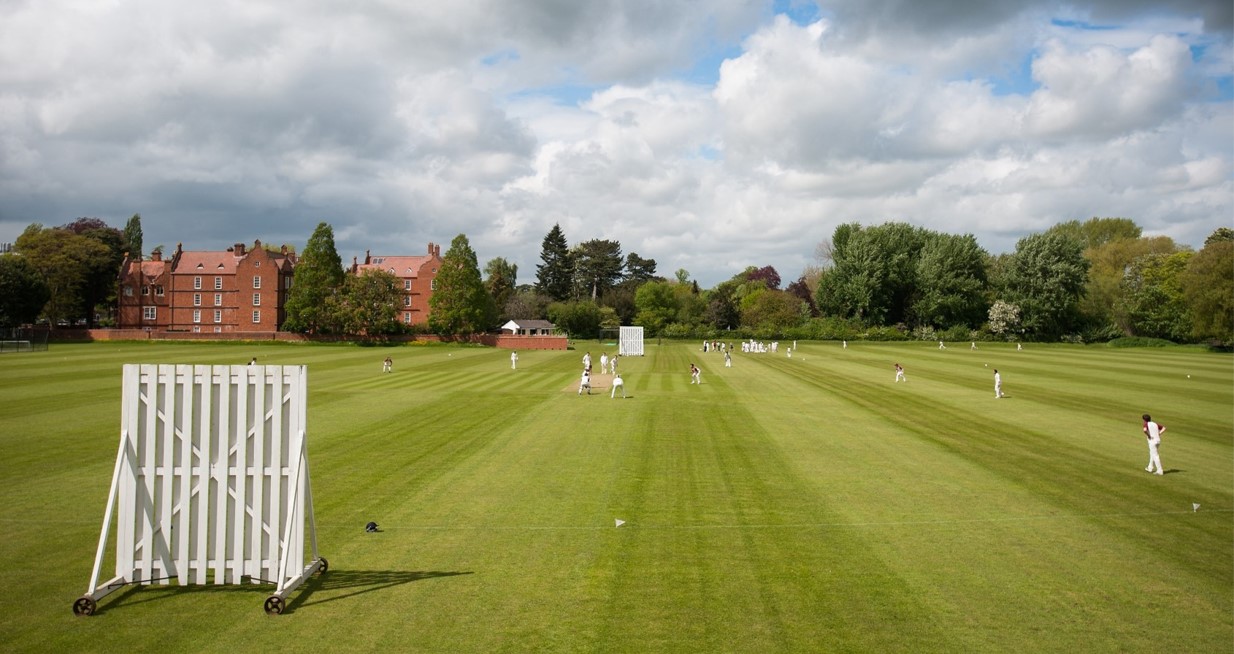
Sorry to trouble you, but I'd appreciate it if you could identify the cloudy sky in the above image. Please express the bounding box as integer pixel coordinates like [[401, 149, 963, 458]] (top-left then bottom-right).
[[1, 0, 1230, 287]]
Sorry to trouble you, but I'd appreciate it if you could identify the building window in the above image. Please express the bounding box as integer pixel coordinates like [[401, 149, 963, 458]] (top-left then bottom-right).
[[403, 296, 411, 307], [194, 276, 201, 290], [404, 280, 411, 291], [193, 310, 201, 323], [193, 293, 201, 306], [403, 312, 411, 323], [252, 310, 261, 323], [214, 276, 222, 290], [253, 276, 261, 289], [285, 277, 292, 289], [213, 310, 222, 323], [141, 285, 149, 295], [123, 286, 133, 297], [213, 326, 221, 333], [143, 307, 156, 321], [253, 293, 261, 306], [192, 326, 200, 333], [214, 293, 222, 306], [431, 279, 437, 291], [154, 285, 164, 297]]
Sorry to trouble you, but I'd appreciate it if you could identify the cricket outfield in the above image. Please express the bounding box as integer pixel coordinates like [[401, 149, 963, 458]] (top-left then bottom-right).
[[0, 340, 1229, 652]]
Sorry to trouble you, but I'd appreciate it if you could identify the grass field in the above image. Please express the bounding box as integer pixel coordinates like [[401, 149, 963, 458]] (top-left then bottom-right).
[[0, 339, 1230, 653]]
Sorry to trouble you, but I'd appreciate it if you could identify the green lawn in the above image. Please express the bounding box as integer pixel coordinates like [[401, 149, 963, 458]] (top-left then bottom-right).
[[0, 340, 1230, 653]]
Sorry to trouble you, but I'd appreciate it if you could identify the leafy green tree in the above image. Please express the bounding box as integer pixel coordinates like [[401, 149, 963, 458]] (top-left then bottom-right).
[[0, 255, 50, 327], [571, 239, 624, 300], [1080, 236, 1178, 335], [429, 234, 496, 335], [535, 224, 573, 301], [623, 252, 657, 284], [1000, 231, 1090, 338], [674, 268, 690, 284], [484, 257, 518, 321], [1203, 227, 1234, 245], [816, 222, 929, 325], [702, 281, 740, 329], [740, 288, 804, 332], [14, 224, 111, 327], [911, 233, 988, 329], [1181, 236, 1234, 344], [63, 218, 125, 327], [331, 269, 402, 336], [546, 300, 602, 338], [123, 214, 143, 258], [1047, 217, 1141, 250], [284, 222, 345, 333], [1120, 251, 1193, 341], [633, 281, 680, 335]]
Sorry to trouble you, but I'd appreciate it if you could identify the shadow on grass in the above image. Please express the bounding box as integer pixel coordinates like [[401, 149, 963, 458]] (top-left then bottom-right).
[[88, 570, 473, 616]]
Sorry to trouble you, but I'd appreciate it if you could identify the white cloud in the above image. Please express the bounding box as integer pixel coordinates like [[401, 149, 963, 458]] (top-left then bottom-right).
[[0, 0, 1229, 287]]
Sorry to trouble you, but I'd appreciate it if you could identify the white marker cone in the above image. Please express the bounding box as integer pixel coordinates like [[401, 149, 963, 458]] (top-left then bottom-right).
[[615, 519, 625, 527], [1193, 503, 1200, 512]]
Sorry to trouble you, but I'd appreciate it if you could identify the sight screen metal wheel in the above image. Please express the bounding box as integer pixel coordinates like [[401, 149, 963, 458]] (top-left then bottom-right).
[[264, 596, 284, 615], [318, 558, 329, 574], [73, 596, 97, 616]]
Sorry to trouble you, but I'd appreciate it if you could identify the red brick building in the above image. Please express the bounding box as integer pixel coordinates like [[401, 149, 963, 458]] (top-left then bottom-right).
[[117, 241, 296, 333], [350, 242, 443, 326]]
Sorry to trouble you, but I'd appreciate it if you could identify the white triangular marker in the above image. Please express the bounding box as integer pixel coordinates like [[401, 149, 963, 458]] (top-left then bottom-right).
[[615, 519, 625, 527], [1193, 503, 1200, 512]]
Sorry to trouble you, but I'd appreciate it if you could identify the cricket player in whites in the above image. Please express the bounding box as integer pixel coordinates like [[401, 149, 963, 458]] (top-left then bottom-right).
[[1142, 414, 1165, 475], [611, 373, 625, 398]]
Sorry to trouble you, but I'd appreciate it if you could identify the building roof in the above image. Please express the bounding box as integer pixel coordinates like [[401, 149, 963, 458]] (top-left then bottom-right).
[[355, 255, 436, 278], [502, 319, 556, 331]]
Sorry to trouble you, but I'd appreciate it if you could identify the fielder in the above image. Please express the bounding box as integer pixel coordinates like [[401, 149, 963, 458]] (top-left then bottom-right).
[[1142, 414, 1166, 475], [611, 373, 625, 398]]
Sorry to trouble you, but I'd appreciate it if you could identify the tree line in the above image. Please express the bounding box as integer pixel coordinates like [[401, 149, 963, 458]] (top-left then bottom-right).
[[2, 215, 1230, 346]]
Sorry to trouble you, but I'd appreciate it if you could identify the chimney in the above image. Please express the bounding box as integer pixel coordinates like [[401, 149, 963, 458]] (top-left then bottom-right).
[[234, 243, 246, 256], [364, 249, 371, 265], [427, 242, 434, 256], [434, 244, 441, 258]]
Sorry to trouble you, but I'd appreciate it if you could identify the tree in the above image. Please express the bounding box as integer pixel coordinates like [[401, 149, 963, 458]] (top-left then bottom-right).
[[1080, 235, 1178, 336], [633, 281, 680, 335], [535, 224, 573, 301], [484, 257, 518, 321], [332, 269, 402, 336], [284, 222, 345, 333], [911, 233, 989, 329], [546, 300, 602, 338], [623, 252, 657, 284], [1181, 236, 1234, 344], [1203, 227, 1234, 246], [122, 214, 143, 258], [740, 288, 803, 332], [0, 255, 50, 327], [745, 266, 781, 290], [14, 224, 112, 327], [504, 288, 552, 321], [999, 231, 1090, 338], [1120, 251, 1192, 341], [674, 269, 690, 284], [429, 234, 496, 335], [987, 300, 1021, 339], [1047, 217, 1141, 250], [63, 218, 126, 327], [571, 239, 624, 300], [786, 276, 818, 317], [816, 222, 929, 325]]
